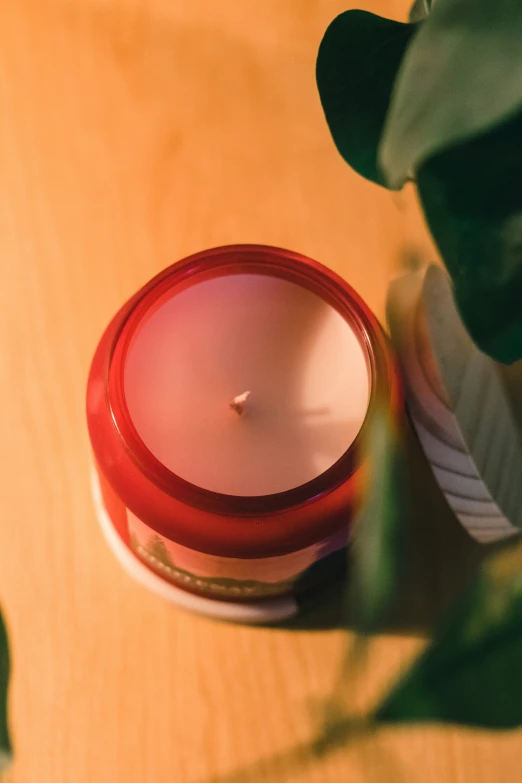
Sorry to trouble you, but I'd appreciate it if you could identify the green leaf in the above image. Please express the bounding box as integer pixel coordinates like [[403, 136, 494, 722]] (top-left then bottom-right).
[[349, 407, 407, 634], [317, 408, 407, 741], [416, 108, 522, 363], [380, 0, 522, 188], [316, 11, 417, 188], [375, 540, 522, 729], [0, 612, 11, 770]]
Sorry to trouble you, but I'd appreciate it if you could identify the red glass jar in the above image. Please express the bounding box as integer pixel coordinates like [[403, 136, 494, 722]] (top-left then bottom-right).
[[87, 245, 401, 622]]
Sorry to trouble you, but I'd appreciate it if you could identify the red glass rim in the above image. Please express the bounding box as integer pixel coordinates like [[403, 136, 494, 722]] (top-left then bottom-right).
[[106, 244, 392, 517]]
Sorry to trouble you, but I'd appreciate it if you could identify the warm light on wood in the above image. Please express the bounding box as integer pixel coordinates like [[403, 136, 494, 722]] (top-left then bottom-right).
[[0, 0, 499, 781]]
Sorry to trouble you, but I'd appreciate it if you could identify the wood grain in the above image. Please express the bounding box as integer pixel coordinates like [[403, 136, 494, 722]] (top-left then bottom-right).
[[0, 1, 520, 782]]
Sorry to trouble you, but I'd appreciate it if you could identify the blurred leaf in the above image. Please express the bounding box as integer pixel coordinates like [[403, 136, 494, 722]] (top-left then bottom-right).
[[318, 407, 407, 740], [316, 11, 417, 187], [416, 109, 522, 363], [486, 539, 522, 588], [349, 407, 407, 634], [0, 612, 11, 771], [380, 0, 522, 188], [375, 539, 522, 728]]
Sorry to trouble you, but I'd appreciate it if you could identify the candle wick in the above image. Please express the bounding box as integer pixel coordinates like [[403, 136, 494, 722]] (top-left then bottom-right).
[[230, 390, 251, 416]]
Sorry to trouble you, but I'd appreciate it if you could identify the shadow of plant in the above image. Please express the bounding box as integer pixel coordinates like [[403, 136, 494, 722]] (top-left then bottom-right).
[[191, 715, 412, 783], [281, 423, 501, 636]]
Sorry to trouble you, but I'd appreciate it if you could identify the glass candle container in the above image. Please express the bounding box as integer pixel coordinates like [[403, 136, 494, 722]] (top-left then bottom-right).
[[87, 245, 400, 622]]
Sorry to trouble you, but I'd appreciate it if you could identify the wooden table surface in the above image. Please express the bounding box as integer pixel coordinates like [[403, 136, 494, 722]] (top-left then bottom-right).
[[1, 1, 521, 781]]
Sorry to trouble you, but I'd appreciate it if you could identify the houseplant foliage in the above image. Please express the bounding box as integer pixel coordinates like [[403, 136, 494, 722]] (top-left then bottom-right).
[[317, 0, 522, 363], [347, 407, 407, 636], [317, 0, 522, 731], [320, 404, 522, 732], [375, 541, 522, 729]]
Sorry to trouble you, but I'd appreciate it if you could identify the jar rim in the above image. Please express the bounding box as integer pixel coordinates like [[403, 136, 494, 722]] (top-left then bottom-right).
[[105, 244, 392, 517]]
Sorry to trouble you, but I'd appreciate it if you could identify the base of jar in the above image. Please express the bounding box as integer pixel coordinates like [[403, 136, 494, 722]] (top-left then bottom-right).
[[90, 468, 299, 624]]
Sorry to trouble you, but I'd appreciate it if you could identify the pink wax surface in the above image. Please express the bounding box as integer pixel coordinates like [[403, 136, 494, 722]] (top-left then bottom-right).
[[123, 273, 370, 496]]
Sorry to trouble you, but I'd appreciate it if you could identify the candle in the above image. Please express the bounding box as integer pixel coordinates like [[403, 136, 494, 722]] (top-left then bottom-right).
[[87, 245, 400, 622], [123, 273, 370, 496]]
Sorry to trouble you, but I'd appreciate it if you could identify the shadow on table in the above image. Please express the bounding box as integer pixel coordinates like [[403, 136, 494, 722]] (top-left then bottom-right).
[[281, 423, 506, 636], [192, 717, 409, 783], [194, 409, 519, 783], [190, 431, 469, 783]]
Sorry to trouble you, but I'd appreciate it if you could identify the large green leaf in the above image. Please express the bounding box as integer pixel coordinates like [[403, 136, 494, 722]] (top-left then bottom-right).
[[416, 108, 522, 363], [316, 11, 417, 187], [0, 612, 11, 770], [380, 0, 522, 188], [375, 541, 522, 728]]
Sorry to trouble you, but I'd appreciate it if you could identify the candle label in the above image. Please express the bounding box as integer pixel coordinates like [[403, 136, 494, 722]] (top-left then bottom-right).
[[127, 511, 349, 599]]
